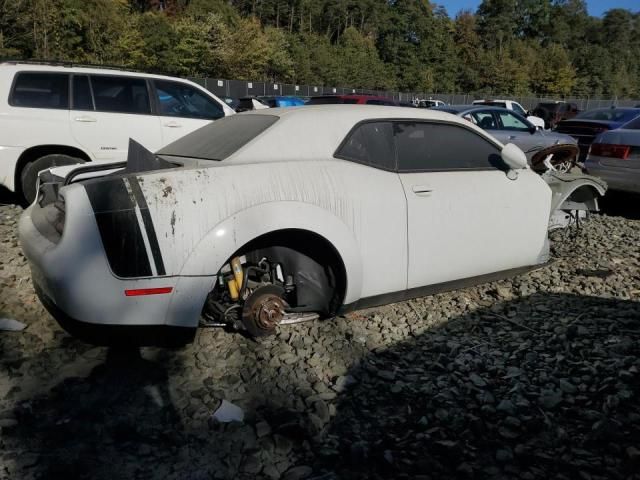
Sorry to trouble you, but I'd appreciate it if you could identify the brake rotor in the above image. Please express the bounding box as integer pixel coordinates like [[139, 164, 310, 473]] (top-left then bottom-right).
[[241, 285, 286, 335], [531, 144, 580, 173]]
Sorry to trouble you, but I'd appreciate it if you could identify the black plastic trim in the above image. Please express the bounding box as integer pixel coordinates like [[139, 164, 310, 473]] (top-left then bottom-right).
[[339, 263, 545, 314]]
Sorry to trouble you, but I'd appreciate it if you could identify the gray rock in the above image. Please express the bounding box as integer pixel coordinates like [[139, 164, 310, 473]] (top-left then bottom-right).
[[283, 465, 313, 480]]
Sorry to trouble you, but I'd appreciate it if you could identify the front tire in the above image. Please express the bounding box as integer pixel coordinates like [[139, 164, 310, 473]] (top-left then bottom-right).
[[20, 154, 85, 204]]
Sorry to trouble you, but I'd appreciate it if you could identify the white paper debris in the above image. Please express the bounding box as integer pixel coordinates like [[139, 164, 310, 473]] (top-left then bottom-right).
[[212, 400, 244, 423], [0, 318, 26, 331]]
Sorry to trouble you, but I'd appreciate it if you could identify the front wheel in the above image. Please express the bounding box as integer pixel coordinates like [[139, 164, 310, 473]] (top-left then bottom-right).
[[20, 154, 85, 204]]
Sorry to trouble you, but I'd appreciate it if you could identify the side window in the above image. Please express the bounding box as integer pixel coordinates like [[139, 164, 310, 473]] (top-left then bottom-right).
[[511, 103, 527, 116], [154, 80, 224, 120], [10, 72, 69, 109], [395, 122, 501, 172], [90, 75, 150, 114], [336, 122, 396, 170], [496, 111, 530, 131], [470, 111, 497, 129], [72, 75, 93, 110]]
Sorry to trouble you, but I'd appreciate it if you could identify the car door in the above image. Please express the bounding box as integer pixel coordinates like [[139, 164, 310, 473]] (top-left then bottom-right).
[[153, 79, 227, 146], [395, 121, 550, 289], [69, 74, 162, 161]]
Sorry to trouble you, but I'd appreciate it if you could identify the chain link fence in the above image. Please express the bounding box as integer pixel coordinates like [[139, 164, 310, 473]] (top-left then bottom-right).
[[190, 77, 640, 111]]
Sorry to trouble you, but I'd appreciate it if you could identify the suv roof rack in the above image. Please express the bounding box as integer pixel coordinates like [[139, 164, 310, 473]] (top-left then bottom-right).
[[0, 58, 149, 74]]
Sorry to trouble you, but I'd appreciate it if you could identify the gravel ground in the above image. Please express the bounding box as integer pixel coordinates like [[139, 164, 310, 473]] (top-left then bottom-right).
[[1, 201, 639, 480]]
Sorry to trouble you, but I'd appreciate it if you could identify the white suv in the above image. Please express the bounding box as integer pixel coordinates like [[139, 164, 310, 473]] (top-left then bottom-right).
[[0, 61, 235, 203]]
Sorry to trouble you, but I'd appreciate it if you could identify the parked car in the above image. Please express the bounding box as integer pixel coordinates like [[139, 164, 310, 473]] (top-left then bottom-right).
[[306, 95, 397, 106], [0, 61, 235, 204], [554, 107, 640, 162], [20, 105, 605, 345], [256, 96, 305, 108], [585, 115, 640, 193], [235, 96, 272, 112], [433, 105, 579, 172], [532, 101, 579, 129], [416, 98, 446, 108], [472, 99, 545, 129]]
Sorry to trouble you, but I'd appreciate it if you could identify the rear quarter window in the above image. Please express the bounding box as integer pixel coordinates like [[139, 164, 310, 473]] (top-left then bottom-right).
[[10, 72, 69, 109], [336, 121, 396, 170]]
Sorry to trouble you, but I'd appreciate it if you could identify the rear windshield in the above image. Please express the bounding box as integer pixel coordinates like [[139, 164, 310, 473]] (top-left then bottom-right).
[[158, 114, 278, 160], [575, 108, 640, 123]]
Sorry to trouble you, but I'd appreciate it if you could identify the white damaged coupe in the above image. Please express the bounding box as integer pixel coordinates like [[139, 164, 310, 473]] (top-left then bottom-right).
[[19, 106, 606, 345]]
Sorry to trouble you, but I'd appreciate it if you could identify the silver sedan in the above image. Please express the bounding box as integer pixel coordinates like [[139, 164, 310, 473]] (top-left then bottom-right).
[[433, 105, 579, 172], [585, 116, 640, 193]]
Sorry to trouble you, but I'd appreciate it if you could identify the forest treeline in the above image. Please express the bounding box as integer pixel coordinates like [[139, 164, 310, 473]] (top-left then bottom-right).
[[1, 0, 639, 97]]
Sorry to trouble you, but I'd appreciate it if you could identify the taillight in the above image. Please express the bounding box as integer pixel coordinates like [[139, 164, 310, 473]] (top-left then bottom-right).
[[590, 143, 631, 159]]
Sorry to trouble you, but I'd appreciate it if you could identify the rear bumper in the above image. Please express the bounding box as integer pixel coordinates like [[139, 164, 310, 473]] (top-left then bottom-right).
[[20, 184, 201, 344], [584, 161, 640, 194], [34, 281, 195, 346]]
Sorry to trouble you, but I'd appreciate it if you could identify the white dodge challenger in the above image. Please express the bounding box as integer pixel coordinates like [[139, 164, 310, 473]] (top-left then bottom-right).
[[19, 106, 606, 345]]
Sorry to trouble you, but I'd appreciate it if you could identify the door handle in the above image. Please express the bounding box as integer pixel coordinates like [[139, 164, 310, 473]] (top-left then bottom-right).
[[74, 115, 97, 122], [509, 135, 517, 139], [411, 185, 433, 196], [163, 121, 182, 128]]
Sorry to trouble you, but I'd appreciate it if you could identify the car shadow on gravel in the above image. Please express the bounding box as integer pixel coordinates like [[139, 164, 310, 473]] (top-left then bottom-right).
[[599, 191, 640, 220], [1, 293, 639, 480]]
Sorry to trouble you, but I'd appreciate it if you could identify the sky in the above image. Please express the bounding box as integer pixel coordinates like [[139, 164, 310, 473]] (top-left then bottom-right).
[[436, 0, 639, 18]]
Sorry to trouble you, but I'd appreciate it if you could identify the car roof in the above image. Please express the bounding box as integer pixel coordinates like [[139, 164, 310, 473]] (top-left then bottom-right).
[[0, 61, 196, 83], [226, 105, 503, 163]]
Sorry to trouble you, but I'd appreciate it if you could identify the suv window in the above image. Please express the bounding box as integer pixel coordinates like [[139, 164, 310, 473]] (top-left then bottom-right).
[[395, 122, 500, 172], [90, 75, 150, 114], [72, 75, 93, 110], [496, 111, 530, 131], [155, 80, 224, 120], [10, 72, 69, 109], [335, 122, 396, 170]]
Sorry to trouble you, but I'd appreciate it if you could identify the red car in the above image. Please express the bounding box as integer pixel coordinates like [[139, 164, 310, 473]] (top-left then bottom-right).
[[306, 95, 397, 106]]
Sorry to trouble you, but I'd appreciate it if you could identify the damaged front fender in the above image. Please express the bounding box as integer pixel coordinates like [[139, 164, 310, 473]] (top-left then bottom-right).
[[543, 171, 607, 230]]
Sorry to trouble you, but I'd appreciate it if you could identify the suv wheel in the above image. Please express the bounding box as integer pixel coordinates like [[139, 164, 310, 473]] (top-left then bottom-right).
[[20, 154, 85, 204]]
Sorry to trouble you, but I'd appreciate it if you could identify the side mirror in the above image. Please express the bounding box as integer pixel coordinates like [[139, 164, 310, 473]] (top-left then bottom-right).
[[501, 143, 528, 170], [529, 125, 537, 134]]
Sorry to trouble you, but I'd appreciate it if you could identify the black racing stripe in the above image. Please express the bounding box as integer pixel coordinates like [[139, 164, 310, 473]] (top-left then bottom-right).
[[85, 179, 152, 278], [128, 177, 166, 276]]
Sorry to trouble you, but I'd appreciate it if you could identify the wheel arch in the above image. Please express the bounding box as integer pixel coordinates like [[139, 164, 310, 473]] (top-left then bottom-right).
[[14, 144, 92, 196], [164, 202, 363, 328], [550, 179, 607, 213]]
